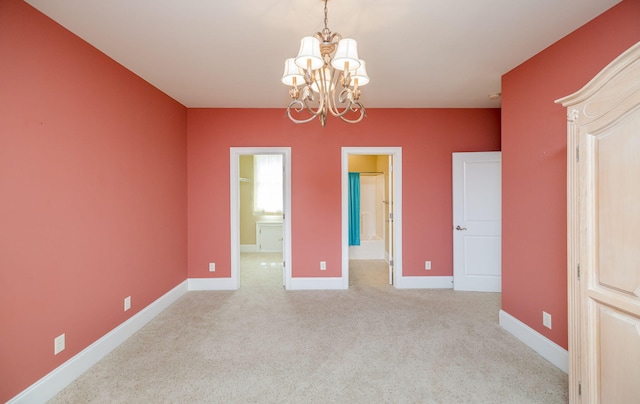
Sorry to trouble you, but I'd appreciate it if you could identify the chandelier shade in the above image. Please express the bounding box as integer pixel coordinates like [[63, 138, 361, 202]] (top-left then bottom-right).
[[281, 0, 368, 127], [331, 38, 360, 72], [281, 58, 304, 86], [295, 36, 324, 70], [351, 59, 369, 87]]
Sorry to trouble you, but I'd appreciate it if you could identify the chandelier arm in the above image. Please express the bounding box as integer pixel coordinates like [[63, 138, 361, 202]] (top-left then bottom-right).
[[338, 104, 367, 124], [286, 100, 319, 124], [326, 87, 361, 118], [303, 90, 327, 118], [324, 71, 347, 117], [289, 88, 328, 122]]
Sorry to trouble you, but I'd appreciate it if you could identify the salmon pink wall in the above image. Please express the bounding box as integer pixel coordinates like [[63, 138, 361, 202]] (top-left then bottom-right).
[[0, 1, 188, 401], [501, 0, 640, 349], [187, 108, 500, 279]]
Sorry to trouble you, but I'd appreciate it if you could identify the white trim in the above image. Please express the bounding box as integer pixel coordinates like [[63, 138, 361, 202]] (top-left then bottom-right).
[[230, 147, 292, 290], [342, 147, 402, 289], [289, 277, 346, 290], [8, 281, 188, 404], [394, 276, 454, 289], [499, 310, 568, 373], [11, 283, 567, 403], [240, 244, 259, 253], [187, 277, 238, 291]]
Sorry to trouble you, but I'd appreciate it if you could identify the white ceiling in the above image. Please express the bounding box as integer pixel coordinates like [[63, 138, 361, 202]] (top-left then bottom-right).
[[25, 0, 621, 108]]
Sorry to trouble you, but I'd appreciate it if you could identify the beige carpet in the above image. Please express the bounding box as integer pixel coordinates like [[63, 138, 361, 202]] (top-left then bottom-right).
[[49, 253, 567, 403]]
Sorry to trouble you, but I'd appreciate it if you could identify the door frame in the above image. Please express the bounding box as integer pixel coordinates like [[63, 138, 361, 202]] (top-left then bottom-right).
[[341, 147, 402, 289], [230, 147, 292, 289]]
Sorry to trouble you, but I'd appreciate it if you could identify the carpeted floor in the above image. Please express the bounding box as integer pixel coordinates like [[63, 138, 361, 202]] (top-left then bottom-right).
[[48, 253, 568, 403]]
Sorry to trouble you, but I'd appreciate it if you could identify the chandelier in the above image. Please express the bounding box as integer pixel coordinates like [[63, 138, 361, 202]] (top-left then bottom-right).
[[281, 0, 369, 127]]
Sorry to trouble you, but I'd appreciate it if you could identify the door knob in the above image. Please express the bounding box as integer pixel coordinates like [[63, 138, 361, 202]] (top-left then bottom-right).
[[455, 225, 467, 231]]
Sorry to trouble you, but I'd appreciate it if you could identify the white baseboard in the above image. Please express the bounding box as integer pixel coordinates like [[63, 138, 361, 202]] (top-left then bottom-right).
[[8, 281, 189, 404], [17, 277, 542, 403], [240, 244, 258, 253], [188, 277, 237, 291], [289, 277, 346, 290], [499, 310, 568, 373], [394, 275, 453, 289]]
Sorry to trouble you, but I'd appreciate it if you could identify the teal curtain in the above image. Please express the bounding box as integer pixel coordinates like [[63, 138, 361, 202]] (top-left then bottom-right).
[[348, 172, 361, 246]]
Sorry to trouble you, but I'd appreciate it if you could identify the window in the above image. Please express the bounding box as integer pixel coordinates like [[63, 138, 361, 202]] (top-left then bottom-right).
[[254, 154, 283, 214]]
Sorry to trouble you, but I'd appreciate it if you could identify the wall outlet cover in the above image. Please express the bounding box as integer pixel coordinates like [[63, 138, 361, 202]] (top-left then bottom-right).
[[54, 334, 65, 355]]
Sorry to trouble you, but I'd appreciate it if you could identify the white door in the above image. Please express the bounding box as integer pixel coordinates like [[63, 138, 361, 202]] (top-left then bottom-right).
[[452, 152, 501, 292], [387, 155, 394, 284]]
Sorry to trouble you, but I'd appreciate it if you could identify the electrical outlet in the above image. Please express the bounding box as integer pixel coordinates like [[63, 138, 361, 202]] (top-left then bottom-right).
[[124, 296, 131, 311], [425, 261, 432, 270], [543, 311, 552, 329], [320, 261, 327, 270], [54, 334, 65, 355], [209, 262, 216, 272]]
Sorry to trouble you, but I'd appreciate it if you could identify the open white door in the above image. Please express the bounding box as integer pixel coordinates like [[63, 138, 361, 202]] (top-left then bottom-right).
[[387, 155, 394, 285], [452, 152, 501, 292]]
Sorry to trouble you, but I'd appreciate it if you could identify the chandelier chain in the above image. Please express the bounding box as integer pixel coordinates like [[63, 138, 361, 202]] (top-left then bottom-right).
[[324, 0, 329, 30]]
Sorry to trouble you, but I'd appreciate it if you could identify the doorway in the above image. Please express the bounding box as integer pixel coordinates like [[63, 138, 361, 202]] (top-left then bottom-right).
[[341, 147, 402, 289], [230, 148, 292, 290]]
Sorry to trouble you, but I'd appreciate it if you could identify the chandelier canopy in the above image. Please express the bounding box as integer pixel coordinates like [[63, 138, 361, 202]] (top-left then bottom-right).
[[281, 0, 369, 127]]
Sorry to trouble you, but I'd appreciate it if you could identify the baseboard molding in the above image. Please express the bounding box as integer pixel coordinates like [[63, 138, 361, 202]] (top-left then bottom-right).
[[289, 277, 347, 290], [499, 310, 568, 373], [16, 278, 543, 403], [394, 275, 453, 289], [8, 281, 189, 404], [188, 277, 237, 291]]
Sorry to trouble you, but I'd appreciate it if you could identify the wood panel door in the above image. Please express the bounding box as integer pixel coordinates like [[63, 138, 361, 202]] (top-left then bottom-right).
[[557, 41, 640, 403], [452, 152, 502, 292]]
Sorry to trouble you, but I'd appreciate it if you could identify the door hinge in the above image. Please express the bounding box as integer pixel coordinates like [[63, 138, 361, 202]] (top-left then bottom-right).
[[577, 263, 580, 280], [283, 261, 285, 267], [576, 145, 579, 162], [389, 260, 394, 267], [389, 213, 394, 220], [578, 382, 582, 397]]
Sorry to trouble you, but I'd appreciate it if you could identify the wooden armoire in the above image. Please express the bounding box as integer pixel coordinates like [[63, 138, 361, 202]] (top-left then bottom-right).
[[556, 41, 640, 403]]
